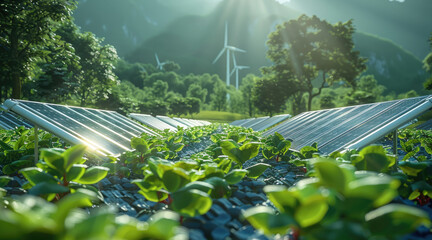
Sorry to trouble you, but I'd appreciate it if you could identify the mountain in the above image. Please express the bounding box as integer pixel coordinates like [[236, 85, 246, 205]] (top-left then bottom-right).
[[283, 0, 432, 59], [72, 0, 219, 55], [126, 0, 426, 94]]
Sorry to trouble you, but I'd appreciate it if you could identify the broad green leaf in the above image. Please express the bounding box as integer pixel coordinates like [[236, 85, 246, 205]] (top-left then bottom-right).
[[205, 177, 231, 198], [162, 168, 190, 192], [295, 198, 328, 227], [62, 144, 87, 172], [411, 180, 432, 192], [264, 185, 296, 213], [40, 148, 65, 172], [67, 208, 114, 240], [356, 145, 391, 172], [130, 137, 149, 153], [408, 189, 420, 200], [182, 181, 214, 194], [171, 189, 212, 217], [138, 189, 168, 202], [0, 176, 13, 187], [146, 211, 180, 239], [75, 166, 109, 184], [19, 167, 58, 185], [53, 189, 97, 229], [13, 135, 26, 150], [0, 140, 13, 150], [313, 159, 346, 193], [66, 164, 87, 182], [245, 163, 271, 179], [28, 182, 70, 196], [225, 169, 248, 185], [243, 206, 294, 236], [398, 161, 429, 177], [239, 142, 260, 163], [346, 175, 400, 207], [365, 204, 431, 236]]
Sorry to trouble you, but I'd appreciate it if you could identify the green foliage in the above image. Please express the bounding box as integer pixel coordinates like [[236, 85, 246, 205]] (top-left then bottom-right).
[[0, 0, 76, 99], [263, 14, 367, 112], [20, 145, 108, 201], [0, 190, 186, 240], [243, 158, 430, 239], [0, 127, 63, 175], [262, 132, 291, 161]]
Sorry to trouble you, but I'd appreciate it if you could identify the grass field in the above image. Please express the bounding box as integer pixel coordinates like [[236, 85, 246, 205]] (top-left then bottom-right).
[[188, 111, 248, 123]]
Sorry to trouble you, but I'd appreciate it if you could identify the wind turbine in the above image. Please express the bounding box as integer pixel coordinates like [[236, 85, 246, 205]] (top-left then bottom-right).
[[212, 22, 246, 88], [155, 53, 166, 70], [230, 53, 250, 90]]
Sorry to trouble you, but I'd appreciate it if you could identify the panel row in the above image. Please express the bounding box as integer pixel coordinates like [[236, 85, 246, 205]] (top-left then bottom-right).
[[263, 95, 432, 154]]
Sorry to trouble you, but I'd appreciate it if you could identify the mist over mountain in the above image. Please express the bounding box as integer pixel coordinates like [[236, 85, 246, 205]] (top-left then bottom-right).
[[72, 0, 429, 94], [284, 0, 432, 59]]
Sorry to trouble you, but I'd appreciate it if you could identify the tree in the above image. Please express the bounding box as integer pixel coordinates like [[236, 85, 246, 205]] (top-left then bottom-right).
[[265, 15, 366, 111], [210, 79, 227, 111], [185, 97, 201, 116], [26, 37, 80, 103], [151, 80, 169, 100], [115, 59, 147, 88], [0, 0, 76, 99], [186, 83, 207, 104], [56, 22, 119, 106], [252, 77, 287, 117], [240, 74, 258, 117], [169, 97, 190, 117]]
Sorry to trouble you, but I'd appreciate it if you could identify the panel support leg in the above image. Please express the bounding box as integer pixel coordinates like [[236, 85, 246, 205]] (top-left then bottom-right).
[[392, 130, 398, 170], [34, 125, 39, 164]]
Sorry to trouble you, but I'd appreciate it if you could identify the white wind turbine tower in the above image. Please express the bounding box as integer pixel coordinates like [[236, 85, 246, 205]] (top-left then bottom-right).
[[155, 53, 167, 70], [230, 53, 249, 90], [212, 22, 246, 88]]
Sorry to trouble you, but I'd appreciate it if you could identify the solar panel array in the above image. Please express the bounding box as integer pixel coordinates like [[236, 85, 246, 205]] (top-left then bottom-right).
[[251, 114, 291, 131], [230, 114, 292, 131], [3, 99, 156, 156], [156, 115, 190, 129], [264, 96, 432, 154], [129, 113, 178, 132], [0, 110, 33, 130], [242, 117, 269, 128]]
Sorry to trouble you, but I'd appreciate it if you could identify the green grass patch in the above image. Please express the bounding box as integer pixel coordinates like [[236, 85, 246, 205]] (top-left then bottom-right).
[[190, 111, 248, 123]]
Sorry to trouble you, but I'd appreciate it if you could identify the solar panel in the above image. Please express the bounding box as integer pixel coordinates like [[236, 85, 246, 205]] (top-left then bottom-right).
[[241, 117, 269, 128], [0, 110, 33, 130], [156, 115, 189, 129], [416, 119, 432, 130], [230, 118, 250, 126], [173, 117, 195, 127], [251, 114, 291, 132], [237, 118, 256, 127], [129, 113, 178, 132], [3, 99, 156, 156], [263, 96, 432, 154]]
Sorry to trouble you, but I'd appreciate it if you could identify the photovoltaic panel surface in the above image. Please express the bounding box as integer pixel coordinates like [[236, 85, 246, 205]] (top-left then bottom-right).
[[0, 111, 33, 130], [230, 118, 251, 126], [129, 113, 178, 132], [3, 99, 156, 156], [156, 116, 189, 129], [242, 116, 269, 128], [251, 114, 292, 132], [263, 96, 432, 154], [416, 119, 432, 130]]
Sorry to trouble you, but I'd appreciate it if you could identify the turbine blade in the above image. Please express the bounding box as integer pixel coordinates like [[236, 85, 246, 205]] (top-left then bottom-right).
[[224, 22, 228, 47], [155, 53, 160, 65], [213, 48, 226, 64], [230, 68, 236, 76], [239, 66, 250, 70], [230, 46, 246, 53], [232, 53, 237, 67]]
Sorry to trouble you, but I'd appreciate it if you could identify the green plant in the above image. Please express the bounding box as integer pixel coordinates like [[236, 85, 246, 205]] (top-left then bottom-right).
[[262, 132, 291, 162], [19, 144, 109, 201], [0, 189, 186, 240], [243, 158, 430, 240]]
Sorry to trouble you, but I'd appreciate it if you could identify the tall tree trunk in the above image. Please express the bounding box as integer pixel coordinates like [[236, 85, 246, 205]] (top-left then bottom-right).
[[306, 72, 327, 111], [10, 19, 22, 99]]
